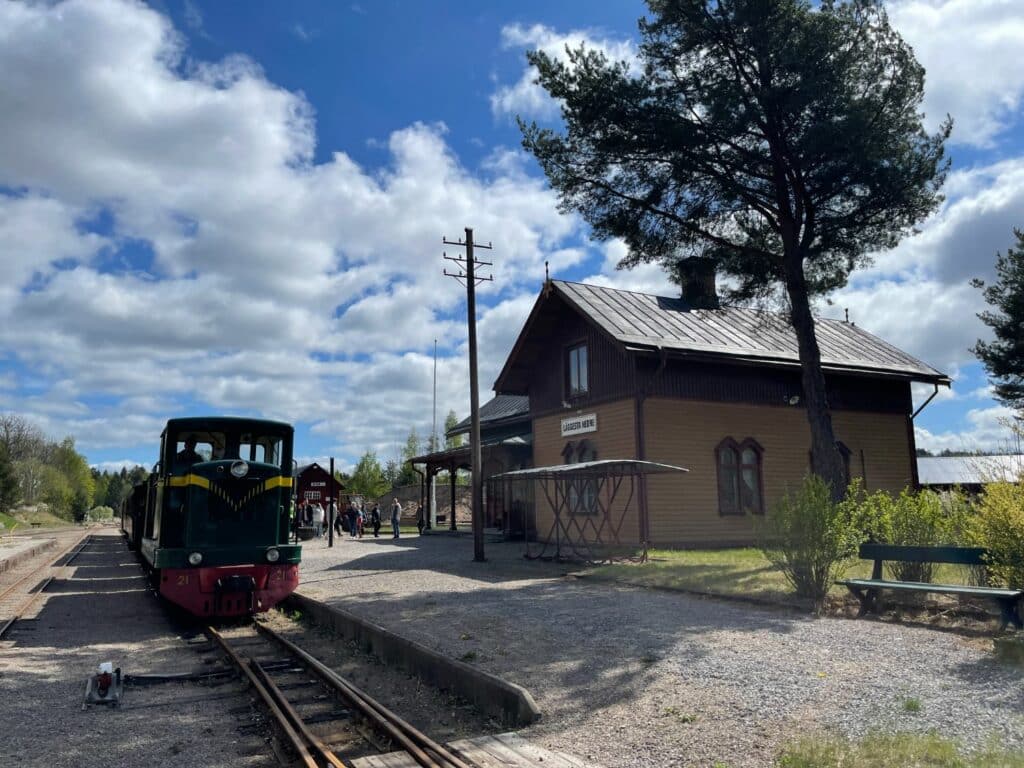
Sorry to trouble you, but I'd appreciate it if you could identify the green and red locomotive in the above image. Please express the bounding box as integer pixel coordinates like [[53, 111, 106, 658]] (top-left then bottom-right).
[[121, 417, 300, 618]]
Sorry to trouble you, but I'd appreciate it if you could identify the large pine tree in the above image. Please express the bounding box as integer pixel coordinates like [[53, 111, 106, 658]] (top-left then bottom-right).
[[973, 229, 1024, 413], [519, 0, 950, 498]]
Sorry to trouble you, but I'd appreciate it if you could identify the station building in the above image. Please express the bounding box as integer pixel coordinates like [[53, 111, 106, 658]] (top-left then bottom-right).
[[294, 462, 345, 506], [480, 272, 949, 548]]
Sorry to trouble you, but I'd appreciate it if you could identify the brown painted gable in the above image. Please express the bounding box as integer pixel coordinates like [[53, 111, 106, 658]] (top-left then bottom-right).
[[494, 287, 635, 412]]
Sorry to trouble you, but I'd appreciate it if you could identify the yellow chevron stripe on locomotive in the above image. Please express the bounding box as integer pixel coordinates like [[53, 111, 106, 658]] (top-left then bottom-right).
[[167, 474, 292, 513]]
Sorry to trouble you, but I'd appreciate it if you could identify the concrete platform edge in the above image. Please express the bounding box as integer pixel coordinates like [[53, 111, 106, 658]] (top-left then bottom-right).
[[0, 538, 56, 575], [284, 591, 541, 726]]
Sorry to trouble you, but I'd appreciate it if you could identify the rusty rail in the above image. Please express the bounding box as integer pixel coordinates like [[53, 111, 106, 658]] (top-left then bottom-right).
[[206, 625, 323, 768], [254, 621, 475, 768], [0, 531, 93, 639]]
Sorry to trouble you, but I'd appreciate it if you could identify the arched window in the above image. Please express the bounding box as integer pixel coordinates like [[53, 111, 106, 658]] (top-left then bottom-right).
[[715, 438, 764, 516], [563, 440, 598, 516]]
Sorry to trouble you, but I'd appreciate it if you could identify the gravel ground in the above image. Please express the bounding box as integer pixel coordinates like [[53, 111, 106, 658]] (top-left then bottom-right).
[[297, 532, 1024, 768], [0, 529, 275, 768]]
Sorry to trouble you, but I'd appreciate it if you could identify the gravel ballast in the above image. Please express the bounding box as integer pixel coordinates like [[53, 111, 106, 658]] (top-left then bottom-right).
[[297, 532, 1024, 768], [0, 529, 275, 768]]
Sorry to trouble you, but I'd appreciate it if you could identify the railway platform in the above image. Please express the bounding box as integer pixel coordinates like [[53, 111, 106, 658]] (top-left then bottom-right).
[[352, 732, 594, 767], [0, 528, 602, 768]]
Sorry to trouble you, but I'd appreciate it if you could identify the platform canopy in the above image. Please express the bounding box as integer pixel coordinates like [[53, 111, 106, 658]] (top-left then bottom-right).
[[492, 459, 688, 481], [491, 459, 689, 563]]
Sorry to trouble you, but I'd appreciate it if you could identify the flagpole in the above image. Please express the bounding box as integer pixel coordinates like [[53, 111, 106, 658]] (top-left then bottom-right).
[[430, 338, 438, 529]]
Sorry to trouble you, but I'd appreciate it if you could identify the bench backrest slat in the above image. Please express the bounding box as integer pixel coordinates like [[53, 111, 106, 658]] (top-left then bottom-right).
[[859, 543, 988, 566]]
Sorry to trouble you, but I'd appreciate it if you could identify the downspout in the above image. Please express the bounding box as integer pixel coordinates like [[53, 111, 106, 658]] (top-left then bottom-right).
[[911, 383, 941, 420], [634, 346, 669, 549], [634, 346, 669, 460], [908, 382, 945, 489]]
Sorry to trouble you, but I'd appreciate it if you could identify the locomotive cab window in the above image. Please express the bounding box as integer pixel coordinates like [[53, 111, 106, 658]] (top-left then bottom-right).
[[172, 433, 221, 473], [239, 434, 283, 468]]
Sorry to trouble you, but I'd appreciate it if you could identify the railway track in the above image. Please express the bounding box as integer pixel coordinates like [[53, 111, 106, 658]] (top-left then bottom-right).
[[0, 530, 93, 640], [206, 620, 478, 768]]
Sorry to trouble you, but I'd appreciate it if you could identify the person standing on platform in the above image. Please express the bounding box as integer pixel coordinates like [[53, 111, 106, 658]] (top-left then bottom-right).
[[311, 502, 325, 538], [347, 502, 359, 538], [328, 499, 339, 537], [370, 503, 381, 538], [416, 504, 425, 536], [390, 498, 402, 539]]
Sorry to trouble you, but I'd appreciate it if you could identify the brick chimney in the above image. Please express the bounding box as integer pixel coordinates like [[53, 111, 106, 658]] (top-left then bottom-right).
[[677, 257, 719, 309]]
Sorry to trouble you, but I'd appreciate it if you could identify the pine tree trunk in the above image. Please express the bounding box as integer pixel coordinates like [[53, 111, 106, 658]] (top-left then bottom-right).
[[783, 253, 847, 502]]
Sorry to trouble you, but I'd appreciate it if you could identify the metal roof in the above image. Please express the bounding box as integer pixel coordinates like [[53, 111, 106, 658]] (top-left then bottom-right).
[[917, 455, 1023, 486], [551, 280, 949, 383], [165, 416, 294, 434], [492, 459, 689, 480], [408, 435, 532, 466], [449, 394, 530, 436]]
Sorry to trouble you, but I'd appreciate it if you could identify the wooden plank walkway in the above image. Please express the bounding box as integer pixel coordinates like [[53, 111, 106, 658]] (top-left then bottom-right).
[[350, 732, 602, 768]]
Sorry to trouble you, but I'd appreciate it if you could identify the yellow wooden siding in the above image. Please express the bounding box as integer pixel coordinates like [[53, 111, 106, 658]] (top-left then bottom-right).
[[525, 397, 914, 547], [643, 398, 914, 546]]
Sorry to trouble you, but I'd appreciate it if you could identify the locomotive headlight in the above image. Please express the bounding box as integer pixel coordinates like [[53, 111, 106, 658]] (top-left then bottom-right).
[[188, 551, 203, 566], [266, 547, 280, 563], [230, 460, 249, 478]]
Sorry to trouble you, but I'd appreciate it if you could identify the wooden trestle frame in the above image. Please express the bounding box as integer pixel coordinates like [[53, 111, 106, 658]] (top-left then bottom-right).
[[490, 460, 687, 564]]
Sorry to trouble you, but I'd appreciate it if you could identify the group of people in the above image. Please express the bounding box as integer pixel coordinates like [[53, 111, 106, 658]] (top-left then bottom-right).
[[294, 497, 405, 540], [295, 499, 328, 537]]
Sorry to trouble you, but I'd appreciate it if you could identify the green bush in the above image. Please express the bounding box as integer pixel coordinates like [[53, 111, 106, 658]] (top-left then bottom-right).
[[755, 475, 860, 608], [848, 486, 967, 582], [972, 482, 1024, 588], [885, 489, 956, 582], [88, 505, 114, 521]]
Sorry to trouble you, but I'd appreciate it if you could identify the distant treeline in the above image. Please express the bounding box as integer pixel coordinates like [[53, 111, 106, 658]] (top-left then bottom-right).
[[340, 410, 468, 499], [915, 448, 1016, 457], [0, 414, 147, 521]]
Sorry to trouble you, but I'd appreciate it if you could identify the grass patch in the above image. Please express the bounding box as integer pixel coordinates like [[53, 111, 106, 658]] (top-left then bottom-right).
[[901, 696, 922, 713], [0, 511, 20, 532], [13, 506, 74, 528], [459, 651, 477, 662], [661, 706, 698, 724], [778, 731, 1024, 767], [586, 547, 974, 606]]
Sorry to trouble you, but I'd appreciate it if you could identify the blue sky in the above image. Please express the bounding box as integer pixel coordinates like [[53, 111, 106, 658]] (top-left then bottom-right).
[[1, 0, 1023, 472]]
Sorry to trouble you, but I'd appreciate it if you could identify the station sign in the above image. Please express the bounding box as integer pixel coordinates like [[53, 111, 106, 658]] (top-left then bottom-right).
[[561, 412, 597, 437]]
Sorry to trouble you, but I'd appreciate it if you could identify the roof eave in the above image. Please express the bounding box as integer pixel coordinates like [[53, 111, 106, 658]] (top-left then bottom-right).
[[627, 344, 951, 385], [447, 412, 531, 438]]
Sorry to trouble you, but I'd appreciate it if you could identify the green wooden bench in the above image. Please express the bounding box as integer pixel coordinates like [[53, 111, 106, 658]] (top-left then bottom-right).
[[838, 543, 1023, 630]]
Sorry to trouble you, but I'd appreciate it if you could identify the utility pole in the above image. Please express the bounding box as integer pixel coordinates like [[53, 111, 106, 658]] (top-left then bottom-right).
[[328, 456, 335, 548], [429, 338, 438, 530], [443, 227, 492, 563]]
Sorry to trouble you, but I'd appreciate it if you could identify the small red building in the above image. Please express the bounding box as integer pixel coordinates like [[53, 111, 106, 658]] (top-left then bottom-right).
[[294, 462, 345, 505]]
